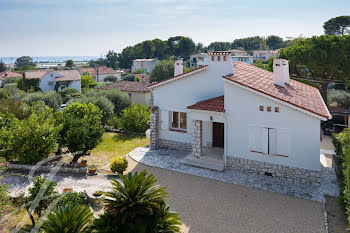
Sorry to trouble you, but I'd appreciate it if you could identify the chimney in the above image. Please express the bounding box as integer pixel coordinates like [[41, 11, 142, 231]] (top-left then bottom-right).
[[273, 59, 290, 87], [174, 59, 183, 76]]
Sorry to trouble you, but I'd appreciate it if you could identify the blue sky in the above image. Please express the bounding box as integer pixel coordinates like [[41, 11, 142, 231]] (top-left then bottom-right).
[[0, 0, 349, 56]]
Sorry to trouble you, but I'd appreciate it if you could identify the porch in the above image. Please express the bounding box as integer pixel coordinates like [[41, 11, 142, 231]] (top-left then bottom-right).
[[180, 147, 225, 171]]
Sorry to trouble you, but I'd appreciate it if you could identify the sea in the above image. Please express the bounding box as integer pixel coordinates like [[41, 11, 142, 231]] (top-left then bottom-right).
[[0, 56, 101, 64]]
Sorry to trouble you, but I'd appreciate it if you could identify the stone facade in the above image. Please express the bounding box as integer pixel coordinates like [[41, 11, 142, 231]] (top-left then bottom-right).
[[192, 120, 202, 157], [158, 139, 192, 151], [150, 106, 159, 149], [226, 156, 320, 184]]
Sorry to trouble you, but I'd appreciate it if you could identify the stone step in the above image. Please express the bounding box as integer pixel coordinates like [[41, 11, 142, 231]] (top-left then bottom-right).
[[180, 155, 225, 172]]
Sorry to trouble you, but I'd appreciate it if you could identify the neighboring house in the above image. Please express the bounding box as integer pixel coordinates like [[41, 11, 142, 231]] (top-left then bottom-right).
[[81, 67, 124, 82], [190, 53, 208, 67], [191, 50, 253, 66], [132, 59, 159, 74], [24, 70, 81, 92], [0, 71, 22, 86], [328, 106, 350, 131], [149, 52, 330, 184], [100, 80, 151, 106], [253, 50, 277, 60]]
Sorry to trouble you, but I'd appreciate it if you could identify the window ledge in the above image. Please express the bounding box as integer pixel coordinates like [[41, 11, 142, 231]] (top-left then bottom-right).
[[169, 129, 187, 133], [250, 150, 288, 158]]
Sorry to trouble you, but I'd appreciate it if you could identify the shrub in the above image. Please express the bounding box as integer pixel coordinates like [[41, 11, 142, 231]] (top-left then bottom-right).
[[110, 156, 128, 174], [122, 74, 136, 81], [106, 114, 120, 129], [22, 91, 63, 111], [104, 75, 118, 83], [133, 68, 146, 74], [0, 99, 31, 119], [0, 89, 9, 99], [81, 74, 96, 89], [120, 104, 150, 133], [1, 77, 20, 88], [102, 89, 131, 114], [328, 89, 350, 108], [60, 102, 104, 163], [57, 191, 83, 208], [3, 83, 19, 96], [58, 88, 79, 103]]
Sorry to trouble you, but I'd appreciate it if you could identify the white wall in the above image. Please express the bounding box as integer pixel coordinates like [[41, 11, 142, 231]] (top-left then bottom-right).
[[69, 80, 81, 92], [224, 81, 321, 171], [123, 91, 152, 106], [94, 73, 122, 82], [153, 55, 233, 144], [39, 71, 60, 92]]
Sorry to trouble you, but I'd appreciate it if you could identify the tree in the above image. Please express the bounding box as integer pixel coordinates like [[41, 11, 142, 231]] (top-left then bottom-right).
[[65, 59, 75, 67], [23, 91, 63, 111], [122, 74, 136, 81], [231, 36, 262, 51], [57, 88, 79, 103], [328, 89, 350, 108], [101, 89, 131, 114], [133, 68, 146, 74], [96, 170, 181, 233], [279, 35, 350, 105], [104, 75, 118, 83], [0, 61, 6, 72], [61, 102, 103, 163], [105, 50, 119, 69], [120, 104, 150, 133], [89, 58, 106, 68], [41, 205, 93, 233], [81, 74, 96, 89], [150, 60, 174, 83], [0, 89, 9, 100], [194, 42, 207, 53], [15, 56, 36, 68], [175, 37, 195, 59], [324, 16, 350, 35], [1, 76, 20, 88], [207, 42, 231, 51], [266, 35, 284, 50]]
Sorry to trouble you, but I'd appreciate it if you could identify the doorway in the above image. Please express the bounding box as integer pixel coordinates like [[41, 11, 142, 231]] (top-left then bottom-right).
[[212, 122, 224, 148]]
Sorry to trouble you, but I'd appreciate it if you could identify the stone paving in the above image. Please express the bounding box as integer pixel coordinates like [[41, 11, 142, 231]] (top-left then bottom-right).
[[129, 147, 340, 202]]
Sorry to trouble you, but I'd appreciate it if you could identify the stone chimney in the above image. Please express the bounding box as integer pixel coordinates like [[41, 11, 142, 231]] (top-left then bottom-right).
[[174, 59, 183, 76], [273, 59, 290, 87]]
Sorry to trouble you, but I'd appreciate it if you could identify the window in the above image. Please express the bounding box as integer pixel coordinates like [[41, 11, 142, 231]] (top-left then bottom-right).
[[267, 106, 271, 112], [128, 93, 132, 98], [275, 107, 279, 113], [171, 111, 187, 131], [48, 81, 53, 85], [217, 56, 221, 61], [249, 126, 289, 157], [223, 56, 227, 61], [259, 106, 264, 111], [211, 56, 215, 61]]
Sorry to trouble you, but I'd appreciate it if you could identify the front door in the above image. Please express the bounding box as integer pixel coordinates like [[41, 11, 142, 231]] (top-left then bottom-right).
[[212, 122, 224, 147]]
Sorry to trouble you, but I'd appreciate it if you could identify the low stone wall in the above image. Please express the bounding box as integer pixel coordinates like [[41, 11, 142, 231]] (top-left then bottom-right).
[[159, 139, 192, 151], [7, 163, 87, 174], [226, 156, 320, 184]]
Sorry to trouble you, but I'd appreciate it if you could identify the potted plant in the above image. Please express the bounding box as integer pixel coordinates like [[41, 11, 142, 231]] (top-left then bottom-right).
[[88, 165, 97, 175], [110, 156, 128, 175], [81, 160, 87, 168]]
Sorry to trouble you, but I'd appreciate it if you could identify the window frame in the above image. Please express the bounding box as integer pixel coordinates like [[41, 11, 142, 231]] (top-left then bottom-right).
[[170, 111, 187, 132]]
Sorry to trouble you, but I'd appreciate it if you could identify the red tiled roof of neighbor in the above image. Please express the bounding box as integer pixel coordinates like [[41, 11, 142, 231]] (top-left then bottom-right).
[[24, 69, 54, 79], [135, 73, 150, 84], [188, 96, 225, 112], [224, 62, 330, 119], [149, 65, 208, 88], [100, 81, 150, 93], [56, 70, 81, 81], [0, 71, 22, 79], [81, 67, 119, 75]]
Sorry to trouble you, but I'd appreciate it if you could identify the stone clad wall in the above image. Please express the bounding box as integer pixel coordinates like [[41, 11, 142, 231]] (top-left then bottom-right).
[[150, 106, 159, 149], [159, 139, 192, 151], [226, 156, 320, 184], [192, 120, 202, 157]]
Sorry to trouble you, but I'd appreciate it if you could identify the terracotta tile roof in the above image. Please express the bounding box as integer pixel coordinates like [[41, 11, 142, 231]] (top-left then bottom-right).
[[56, 70, 81, 81], [188, 96, 225, 112], [100, 81, 150, 93], [24, 69, 54, 79], [0, 71, 22, 79], [149, 65, 208, 88], [135, 73, 150, 85], [80, 67, 120, 75], [224, 62, 330, 119]]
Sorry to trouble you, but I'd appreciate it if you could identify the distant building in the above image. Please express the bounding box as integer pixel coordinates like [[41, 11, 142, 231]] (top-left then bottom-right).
[[190, 53, 208, 67], [0, 71, 22, 86], [253, 50, 277, 60], [24, 70, 81, 92], [80, 67, 124, 82], [190, 50, 253, 66], [132, 59, 159, 74]]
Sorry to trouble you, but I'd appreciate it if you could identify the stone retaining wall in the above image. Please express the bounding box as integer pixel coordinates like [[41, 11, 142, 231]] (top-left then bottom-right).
[[192, 120, 202, 157], [150, 106, 159, 149], [226, 156, 320, 184], [159, 139, 192, 151], [7, 163, 87, 174]]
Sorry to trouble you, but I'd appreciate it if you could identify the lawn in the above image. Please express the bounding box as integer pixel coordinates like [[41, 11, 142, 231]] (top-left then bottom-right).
[[79, 132, 149, 170]]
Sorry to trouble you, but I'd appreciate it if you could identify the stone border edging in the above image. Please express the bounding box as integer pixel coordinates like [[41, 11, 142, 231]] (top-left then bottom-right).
[[7, 163, 87, 174]]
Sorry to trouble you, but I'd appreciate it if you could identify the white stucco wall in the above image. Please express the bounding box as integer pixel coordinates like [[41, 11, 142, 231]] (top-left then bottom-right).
[[68, 80, 81, 92], [152, 55, 233, 144], [123, 91, 152, 106], [94, 73, 122, 82], [224, 81, 321, 171], [39, 71, 60, 92]]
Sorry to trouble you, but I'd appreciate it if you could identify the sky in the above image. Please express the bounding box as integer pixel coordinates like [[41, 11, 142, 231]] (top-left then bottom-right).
[[0, 0, 349, 57]]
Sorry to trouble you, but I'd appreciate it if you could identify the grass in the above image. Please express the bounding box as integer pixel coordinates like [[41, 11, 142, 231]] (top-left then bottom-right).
[[79, 132, 149, 169], [2, 207, 34, 232]]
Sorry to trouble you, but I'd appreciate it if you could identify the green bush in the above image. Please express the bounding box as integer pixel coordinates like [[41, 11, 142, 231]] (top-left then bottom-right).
[[4, 83, 19, 96], [22, 91, 63, 111], [122, 74, 136, 81], [58, 88, 79, 103], [0, 89, 9, 99], [0, 99, 31, 119], [106, 114, 120, 129], [81, 74, 96, 89], [104, 75, 118, 83], [110, 156, 128, 174], [133, 68, 146, 74], [57, 191, 83, 208], [1, 77, 20, 88], [120, 104, 150, 133], [328, 89, 350, 108], [102, 89, 131, 114]]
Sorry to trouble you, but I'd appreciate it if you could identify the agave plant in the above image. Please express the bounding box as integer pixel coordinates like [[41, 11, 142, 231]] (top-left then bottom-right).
[[40, 205, 93, 233]]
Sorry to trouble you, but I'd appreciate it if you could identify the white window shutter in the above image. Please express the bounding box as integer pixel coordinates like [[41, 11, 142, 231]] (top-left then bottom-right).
[[160, 110, 169, 130], [277, 129, 289, 156], [248, 126, 256, 151], [261, 128, 269, 154], [269, 129, 277, 155], [254, 127, 262, 152]]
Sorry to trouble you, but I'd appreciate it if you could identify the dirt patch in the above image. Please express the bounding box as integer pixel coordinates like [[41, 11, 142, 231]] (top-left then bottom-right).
[[325, 196, 348, 233]]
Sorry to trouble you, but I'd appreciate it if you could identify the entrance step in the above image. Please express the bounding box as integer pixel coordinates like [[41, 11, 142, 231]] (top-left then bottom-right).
[[180, 154, 225, 172]]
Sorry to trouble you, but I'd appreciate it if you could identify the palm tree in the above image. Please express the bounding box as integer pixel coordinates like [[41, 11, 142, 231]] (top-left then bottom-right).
[[40, 205, 93, 233]]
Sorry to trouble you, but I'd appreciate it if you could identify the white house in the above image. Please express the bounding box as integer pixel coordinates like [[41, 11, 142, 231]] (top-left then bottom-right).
[[191, 50, 253, 66], [149, 52, 330, 184], [132, 59, 159, 74], [190, 53, 208, 67], [81, 67, 124, 82], [253, 50, 277, 60], [24, 70, 81, 92]]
